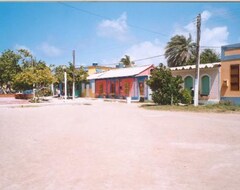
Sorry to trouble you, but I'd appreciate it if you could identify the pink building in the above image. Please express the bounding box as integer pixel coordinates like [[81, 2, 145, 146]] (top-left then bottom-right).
[[86, 65, 154, 100]]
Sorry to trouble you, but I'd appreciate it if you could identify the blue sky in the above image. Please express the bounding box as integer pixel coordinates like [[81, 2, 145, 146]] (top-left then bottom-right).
[[0, 2, 240, 67]]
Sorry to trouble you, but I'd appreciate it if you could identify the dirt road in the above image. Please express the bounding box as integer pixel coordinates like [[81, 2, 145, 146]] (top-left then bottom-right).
[[0, 101, 240, 190]]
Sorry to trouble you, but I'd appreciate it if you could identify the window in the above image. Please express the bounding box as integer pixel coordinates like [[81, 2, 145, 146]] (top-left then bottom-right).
[[110, 82, 115, 94], [184, 76, 193, 90], [139, 82, 144, 96], [230, 64, 239, 91], [99, 83, 103, 95], [124, 82, 130, 95], [201, 75, 210, 96]]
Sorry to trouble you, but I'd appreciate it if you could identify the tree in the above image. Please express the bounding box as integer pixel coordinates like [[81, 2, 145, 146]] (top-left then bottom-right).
[[0, 50, 22, 92], [13, 66, 56, 91], [17, 49, 34, 69], [147, 63, 183, 105], [200, 49, 221, 64], [165, 34, 196, 67], [53, 65, 65, 83], [67, 62, 88, 84], [53, 63, 88, 84], [120, 55, 135, 67]]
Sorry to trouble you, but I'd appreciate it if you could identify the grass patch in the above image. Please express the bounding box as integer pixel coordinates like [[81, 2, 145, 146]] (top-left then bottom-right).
[[141, 103, 240, 113]]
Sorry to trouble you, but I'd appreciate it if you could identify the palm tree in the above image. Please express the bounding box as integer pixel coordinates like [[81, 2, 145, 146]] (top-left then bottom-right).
[[120, 55, 135, 68], [165, 34, 196, 67], [200, 49, 221, 64]]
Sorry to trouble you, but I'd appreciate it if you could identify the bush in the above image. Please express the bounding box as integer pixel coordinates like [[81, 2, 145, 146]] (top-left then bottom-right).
[[180, 89, 192, 104], [147, 63, 183, 105], [36, 88, 51, 97], [219, 100, 234, 106]]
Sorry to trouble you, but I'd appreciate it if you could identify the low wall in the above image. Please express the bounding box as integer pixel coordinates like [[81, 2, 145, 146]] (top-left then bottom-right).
[[0, 94, 15, 98]]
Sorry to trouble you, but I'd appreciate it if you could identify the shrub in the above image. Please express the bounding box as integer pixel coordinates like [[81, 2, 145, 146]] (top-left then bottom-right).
[[147, 63, 183, 105], [180, 89, 192, 104], [36, 88, 51, 97], [219, 100, 234, 106]]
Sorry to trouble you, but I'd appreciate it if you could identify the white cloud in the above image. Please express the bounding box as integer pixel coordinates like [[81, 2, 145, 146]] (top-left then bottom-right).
[[172, 10, 229, 52], [201, 10, 212, 22], [97, 12, 129, 41], [38, 42, 61, 57], [124, 39, 166, 66], [201, 26, 228, 47]]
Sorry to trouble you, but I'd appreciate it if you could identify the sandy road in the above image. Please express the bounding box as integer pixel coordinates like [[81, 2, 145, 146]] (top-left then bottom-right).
[[0, 101, 240, 190]]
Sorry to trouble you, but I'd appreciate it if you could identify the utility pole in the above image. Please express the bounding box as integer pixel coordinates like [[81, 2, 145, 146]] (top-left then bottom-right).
[[72, 50, 75, 100], [194, 14, 201, 106], [64, 70, 67, 100]]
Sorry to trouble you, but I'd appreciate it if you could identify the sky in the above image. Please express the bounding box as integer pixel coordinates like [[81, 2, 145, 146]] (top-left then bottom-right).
[[0, 2, 240, 67]]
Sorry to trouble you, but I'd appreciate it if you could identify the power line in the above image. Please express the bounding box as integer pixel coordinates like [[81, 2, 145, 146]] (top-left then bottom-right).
[[58, 2, 169, 37], [94, 54, 165, 67], [133, 54, 165, 62]]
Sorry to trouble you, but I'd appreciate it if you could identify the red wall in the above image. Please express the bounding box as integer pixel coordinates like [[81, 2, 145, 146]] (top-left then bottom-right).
[[119, 78, 134, 97], [95, 79, 107, 97], [95, 78, 135, 98]]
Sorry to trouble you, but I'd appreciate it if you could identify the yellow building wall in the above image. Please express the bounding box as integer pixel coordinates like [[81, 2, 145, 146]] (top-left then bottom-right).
[[87, 66, 114, 75], [87, 67, 97, 75], [221, 60, 240, 97]]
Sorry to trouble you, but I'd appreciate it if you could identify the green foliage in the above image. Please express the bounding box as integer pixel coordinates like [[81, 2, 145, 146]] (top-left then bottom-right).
[[17, 49, 35, 69], [180, 89, 192, 104], [0, 50, 22, 88], [200, 49, 221, 64], [36, 87, 52, 97], [165, 35, 221, 67], [165, 34, 196, 67], [13, 66, 56, 91], [120, 55, 135, 68], [53, 66, 65, 83], [53, 63, 88, 84], [147, 63, 183, 105], [219, 100, 233, 106], [68, 63, 88, 84], [0, 48, 56, 93]]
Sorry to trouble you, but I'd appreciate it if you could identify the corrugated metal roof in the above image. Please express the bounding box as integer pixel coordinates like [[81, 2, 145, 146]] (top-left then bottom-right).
[[170, 62, 221, 71], [87, 72, 104, 80], [87, 65, 152, 80]]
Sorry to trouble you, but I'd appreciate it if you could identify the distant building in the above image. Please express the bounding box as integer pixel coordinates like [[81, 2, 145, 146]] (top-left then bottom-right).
[[221, 43, 240, 105], [84, 65, 154, 100], [81, 63, 115, 97], [170, 63, 221, 104], [84, 63, 114, 75]]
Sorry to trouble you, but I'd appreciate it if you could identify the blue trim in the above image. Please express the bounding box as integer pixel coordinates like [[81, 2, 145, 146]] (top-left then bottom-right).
[[221, 43, 240, 61], [221, 97, 240, 105]]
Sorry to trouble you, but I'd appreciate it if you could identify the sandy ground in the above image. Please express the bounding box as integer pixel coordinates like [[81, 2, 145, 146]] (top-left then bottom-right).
[[0, 101, 240, 190], [0, 97, 29, 105]]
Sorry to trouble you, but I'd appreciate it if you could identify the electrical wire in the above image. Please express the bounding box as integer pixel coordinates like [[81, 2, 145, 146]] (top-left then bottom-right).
[[57, 2, 196, 38]]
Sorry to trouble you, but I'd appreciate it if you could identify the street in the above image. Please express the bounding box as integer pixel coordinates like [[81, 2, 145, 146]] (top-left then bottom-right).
[[0, 101, 240, 190]]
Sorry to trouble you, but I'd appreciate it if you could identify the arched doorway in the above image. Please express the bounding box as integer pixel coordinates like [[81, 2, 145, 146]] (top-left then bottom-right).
[[184, 76, 193, 90], [201, 75, 210, 95]]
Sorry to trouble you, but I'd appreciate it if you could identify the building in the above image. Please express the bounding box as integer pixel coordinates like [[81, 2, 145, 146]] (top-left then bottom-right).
[[170, 62, 221, 104], [84, 65, 154, 100], [85, 63, 114, 75], [221, 43, 240, 105]]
